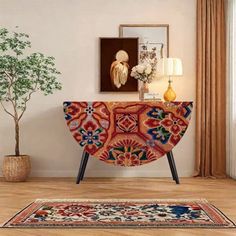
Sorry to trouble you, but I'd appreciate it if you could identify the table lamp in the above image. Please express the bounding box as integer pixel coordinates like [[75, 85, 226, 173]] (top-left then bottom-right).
[[158, 58, 183, 102]]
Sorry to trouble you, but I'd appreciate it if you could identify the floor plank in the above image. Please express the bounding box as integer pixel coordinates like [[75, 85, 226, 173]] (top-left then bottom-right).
[[0, 177, 236, 236]]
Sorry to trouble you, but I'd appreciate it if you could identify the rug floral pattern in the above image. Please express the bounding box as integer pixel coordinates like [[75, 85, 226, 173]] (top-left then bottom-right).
[[3, 199, 235, 228], [64, 101, 193, 166]]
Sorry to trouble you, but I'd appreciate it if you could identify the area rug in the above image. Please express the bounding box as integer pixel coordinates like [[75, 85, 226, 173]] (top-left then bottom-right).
[[2, 199, 235, 228]]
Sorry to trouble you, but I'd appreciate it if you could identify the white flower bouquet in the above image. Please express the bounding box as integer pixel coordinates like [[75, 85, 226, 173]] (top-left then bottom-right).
[[130, 60, 156, 83]]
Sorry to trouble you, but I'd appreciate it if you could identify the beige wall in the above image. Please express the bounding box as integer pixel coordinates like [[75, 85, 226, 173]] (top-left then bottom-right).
[[0, 0, 196, 177]]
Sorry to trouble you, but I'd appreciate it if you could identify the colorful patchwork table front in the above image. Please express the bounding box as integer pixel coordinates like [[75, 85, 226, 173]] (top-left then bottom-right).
[[63, 101, 193, 184]]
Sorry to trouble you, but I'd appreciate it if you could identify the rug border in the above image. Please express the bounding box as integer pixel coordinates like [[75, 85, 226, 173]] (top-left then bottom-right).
[[208, 203, 236, 227], [0, 201, 35, 228], [1, 198, 235, 229]]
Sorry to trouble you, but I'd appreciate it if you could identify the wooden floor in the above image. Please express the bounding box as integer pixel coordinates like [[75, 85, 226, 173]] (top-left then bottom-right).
[[0, 177, 236, 235]]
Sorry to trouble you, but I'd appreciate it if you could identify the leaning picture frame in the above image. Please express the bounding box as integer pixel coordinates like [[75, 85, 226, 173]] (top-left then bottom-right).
[[100, 37, 139, 92], [119, 24, 169, 63]]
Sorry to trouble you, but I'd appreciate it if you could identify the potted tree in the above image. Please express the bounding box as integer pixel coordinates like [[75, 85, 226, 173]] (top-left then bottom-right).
[[0, 28, 62, 181]]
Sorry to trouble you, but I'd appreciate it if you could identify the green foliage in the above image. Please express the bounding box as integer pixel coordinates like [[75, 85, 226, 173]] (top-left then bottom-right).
[[0, 27, 62, 119]]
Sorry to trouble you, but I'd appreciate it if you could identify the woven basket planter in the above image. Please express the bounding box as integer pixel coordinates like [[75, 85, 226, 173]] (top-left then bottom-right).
[[2, 155, 31, 182]]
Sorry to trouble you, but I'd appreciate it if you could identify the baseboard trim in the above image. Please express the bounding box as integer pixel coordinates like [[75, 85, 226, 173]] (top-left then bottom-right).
[[27, 170, 193, 178]]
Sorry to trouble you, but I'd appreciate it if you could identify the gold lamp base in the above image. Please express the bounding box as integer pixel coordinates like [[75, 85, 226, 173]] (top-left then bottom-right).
[[164, 81, 176, 102]]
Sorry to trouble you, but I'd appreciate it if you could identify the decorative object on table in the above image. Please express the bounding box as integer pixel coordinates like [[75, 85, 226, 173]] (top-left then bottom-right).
[[158, 58, 183, 102], [63, 101, 193, 184], [2, 199, 235, 228], [130, 57, 157, 100], [143, 93, 162, 100], [119, 24, 169, 62], [139, 81, 149, 101], [130, 43, 158, 101], [0, 27, 62, 182], [100, 38, 138, 92]]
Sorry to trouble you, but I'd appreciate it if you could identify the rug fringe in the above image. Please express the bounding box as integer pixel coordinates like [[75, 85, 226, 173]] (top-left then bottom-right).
[[34, 198, 208, 203]]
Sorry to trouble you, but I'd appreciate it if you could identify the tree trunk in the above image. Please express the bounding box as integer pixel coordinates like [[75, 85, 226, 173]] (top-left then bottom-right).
[[15, 119, 20, 156]]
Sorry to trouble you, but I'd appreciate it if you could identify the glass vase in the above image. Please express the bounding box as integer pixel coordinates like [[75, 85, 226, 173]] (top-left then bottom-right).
[[139, 82, 149, 101]]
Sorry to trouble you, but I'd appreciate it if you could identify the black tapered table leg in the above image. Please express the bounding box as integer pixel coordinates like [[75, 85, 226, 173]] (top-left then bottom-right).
[[169, 151, 180, 184], [76, 151, 89, 184], [76, 151, 85, 184], [166, 151, 180, 184], [167, 153, 175, 181], [80, 152, 89, 181]]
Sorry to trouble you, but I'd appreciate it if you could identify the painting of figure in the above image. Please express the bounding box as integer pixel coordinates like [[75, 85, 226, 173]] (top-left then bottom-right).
[[100, 38, 138, 92]]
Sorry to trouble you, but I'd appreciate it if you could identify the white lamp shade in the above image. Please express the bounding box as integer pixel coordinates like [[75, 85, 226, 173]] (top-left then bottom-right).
[[157, 58, 183, 77]]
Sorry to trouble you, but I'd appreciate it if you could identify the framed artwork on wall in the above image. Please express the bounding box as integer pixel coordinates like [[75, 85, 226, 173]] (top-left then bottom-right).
[[100, 37, 138, 92], [119, 24, 169, 64]]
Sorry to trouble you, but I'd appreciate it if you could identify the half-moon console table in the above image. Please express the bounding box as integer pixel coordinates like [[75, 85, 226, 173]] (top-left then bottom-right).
[[63, 101, 193, 184]]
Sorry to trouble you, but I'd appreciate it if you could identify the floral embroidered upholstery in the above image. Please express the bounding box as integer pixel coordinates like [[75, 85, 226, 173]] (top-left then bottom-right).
[[64, 101, 193, 166]]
